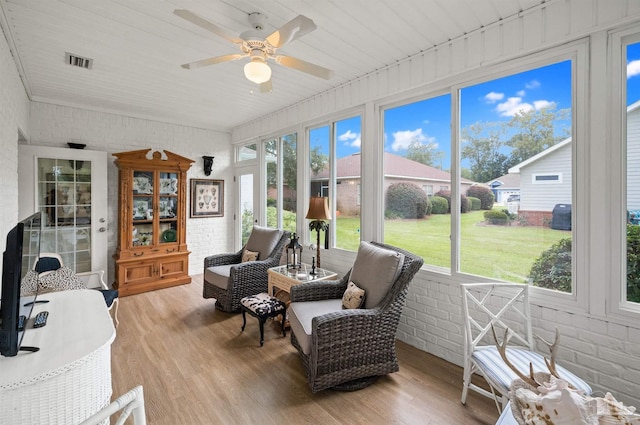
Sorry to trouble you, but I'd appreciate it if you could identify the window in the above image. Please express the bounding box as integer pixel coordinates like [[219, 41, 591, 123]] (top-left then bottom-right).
[[625, 39, 640, 306], [309, 116, 361, 251], [264, 134, 297, 234], [382, 94, 452, 270], [532, 173, 562, 183], [459, 60, 573, 291], [237, 143, 257, 162], [424, 185, 433, 197]]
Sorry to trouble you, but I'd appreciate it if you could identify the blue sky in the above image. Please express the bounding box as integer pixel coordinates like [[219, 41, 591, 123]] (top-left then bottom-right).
[[319, 44, 640, 170]]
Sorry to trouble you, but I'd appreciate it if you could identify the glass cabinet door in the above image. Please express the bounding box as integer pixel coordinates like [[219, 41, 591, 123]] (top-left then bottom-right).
[[132, 170, 154, 247], [158, 172, 178, 244]]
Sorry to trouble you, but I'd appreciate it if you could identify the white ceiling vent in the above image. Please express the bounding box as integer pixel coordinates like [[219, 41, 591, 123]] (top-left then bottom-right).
[[65, 52, 93, 69]]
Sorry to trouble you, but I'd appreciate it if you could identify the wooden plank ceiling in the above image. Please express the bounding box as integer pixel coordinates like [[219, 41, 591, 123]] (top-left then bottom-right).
[[0, 0, 545, 132]]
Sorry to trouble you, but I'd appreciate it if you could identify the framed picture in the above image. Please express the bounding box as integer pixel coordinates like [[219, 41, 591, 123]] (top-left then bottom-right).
[[190, 179, 224, 218]]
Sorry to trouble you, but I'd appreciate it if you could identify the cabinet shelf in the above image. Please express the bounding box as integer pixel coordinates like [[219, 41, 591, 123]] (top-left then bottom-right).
[[113, 149, 194, 297]]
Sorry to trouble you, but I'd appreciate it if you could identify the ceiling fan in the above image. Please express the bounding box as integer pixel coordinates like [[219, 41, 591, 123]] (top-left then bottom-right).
[[173, 9, 334, 92]]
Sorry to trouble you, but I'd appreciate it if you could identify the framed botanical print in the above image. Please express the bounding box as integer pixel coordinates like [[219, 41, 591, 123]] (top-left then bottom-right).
[[190, 179, 224, 218]]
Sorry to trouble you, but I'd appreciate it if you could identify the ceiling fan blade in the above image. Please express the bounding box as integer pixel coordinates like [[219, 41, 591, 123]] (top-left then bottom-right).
[[260, 80, 273, 93], [274, 55, 334, 80], [265, 15, 317, 48], [173, 9, 243, 45], [181, 54, 245, 70]]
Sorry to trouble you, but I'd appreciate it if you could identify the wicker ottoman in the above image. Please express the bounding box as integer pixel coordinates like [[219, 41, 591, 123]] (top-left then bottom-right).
[[240, 292, 287, 346]]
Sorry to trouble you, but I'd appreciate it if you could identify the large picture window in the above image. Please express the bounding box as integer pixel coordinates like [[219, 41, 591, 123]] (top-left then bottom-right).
[[309, 116, 361, 251], [265, 133, 297, 234], [626, 40, 640, 306], [459, 60, 573, 291]]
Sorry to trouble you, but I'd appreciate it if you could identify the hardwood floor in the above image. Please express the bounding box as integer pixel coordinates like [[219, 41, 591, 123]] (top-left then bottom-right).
[[111, 275, 499, 424]]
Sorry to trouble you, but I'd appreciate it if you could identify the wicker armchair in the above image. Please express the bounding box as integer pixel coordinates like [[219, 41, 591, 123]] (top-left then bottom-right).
[[203, 226, 290, 312], [288, 241, 423, 393]]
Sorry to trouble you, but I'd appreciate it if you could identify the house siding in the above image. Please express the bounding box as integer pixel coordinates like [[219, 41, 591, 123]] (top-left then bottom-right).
[[628, 107, 640, 209], [519, 143, 572, 212]]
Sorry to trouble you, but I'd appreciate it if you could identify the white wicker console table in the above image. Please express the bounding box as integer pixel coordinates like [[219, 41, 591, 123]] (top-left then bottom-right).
[[0, 289, 115, 425]]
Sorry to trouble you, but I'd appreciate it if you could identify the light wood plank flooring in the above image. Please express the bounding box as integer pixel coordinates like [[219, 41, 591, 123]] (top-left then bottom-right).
[[111, 275, 498, 424]]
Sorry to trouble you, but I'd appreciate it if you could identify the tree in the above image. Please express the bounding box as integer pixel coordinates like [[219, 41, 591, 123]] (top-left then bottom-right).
[[505, 106, 570, 167], [405, 140, 445, 168], [265, 134, 328, 193], [461, 122, 509, 183]]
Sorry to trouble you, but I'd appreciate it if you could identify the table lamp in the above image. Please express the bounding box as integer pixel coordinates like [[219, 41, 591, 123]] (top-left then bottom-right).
[[306, 196, 331, 269]]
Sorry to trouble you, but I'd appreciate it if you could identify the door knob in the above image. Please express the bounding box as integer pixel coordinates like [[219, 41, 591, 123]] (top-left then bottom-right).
[[99, 227, 106, 232], [99, 218, 106, 223]]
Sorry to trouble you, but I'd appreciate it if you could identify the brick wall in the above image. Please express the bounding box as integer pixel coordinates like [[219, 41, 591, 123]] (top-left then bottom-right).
[[27, 102, 233, 282]]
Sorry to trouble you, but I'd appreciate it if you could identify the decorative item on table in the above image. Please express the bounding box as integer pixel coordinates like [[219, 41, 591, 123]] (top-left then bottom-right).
[[493, 327, 640, 425], [306, 196, 331, 268], [286, 233, 302, 270], [309, 256, 317, 275]]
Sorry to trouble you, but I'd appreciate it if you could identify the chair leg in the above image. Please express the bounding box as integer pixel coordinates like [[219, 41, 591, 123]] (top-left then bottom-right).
[[280, 313, 286, 337], [259, 318, 265, 347], [241, 310, 247, 332], [461, 361, 472, 404], [111, 298, 120, 328]]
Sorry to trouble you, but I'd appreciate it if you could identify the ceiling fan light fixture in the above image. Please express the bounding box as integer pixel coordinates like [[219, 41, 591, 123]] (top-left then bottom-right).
[[244, 57, 271, 84]]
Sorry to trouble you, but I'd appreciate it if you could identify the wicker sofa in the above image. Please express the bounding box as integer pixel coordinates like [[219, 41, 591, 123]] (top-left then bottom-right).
[[203, 226, 290, 312], [288, 241, 423, 392]]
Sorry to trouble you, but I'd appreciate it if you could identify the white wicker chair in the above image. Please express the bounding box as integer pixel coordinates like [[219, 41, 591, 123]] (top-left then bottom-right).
[[79, 386, 146, 425]]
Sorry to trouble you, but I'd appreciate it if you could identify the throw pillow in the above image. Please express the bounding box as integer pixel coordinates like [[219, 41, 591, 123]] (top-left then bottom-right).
[[241, 249, 259, 263], [342, 281, 366, 309], [39, 266, 87, 292]]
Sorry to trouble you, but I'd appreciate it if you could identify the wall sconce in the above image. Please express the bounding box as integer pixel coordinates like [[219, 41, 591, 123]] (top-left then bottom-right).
[[202, 156, 214, 176]]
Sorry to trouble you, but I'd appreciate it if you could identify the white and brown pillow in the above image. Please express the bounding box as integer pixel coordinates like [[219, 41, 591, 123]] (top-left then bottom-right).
[[241, 249, 259, 263], [342, 281, 366, 309]]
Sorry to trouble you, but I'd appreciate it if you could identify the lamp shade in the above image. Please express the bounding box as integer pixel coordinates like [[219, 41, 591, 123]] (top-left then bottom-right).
[[306, 196, 331, 220], [244, 58, 271, 84]]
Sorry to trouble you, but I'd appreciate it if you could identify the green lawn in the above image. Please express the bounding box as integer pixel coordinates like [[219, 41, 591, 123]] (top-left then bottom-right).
[[335, 210, 569, 282]]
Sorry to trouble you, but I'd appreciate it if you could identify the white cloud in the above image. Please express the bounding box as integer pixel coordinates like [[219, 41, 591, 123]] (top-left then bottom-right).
[[533, 100, 555, 110], [391, 128, 429, 151], [628, 60, 640, 78], [517, 90, 526, 97], [525, 80, 541, 89], [496, 97, 534, 117], [339, 130, 361, 147], [484, 92, 504, 103]]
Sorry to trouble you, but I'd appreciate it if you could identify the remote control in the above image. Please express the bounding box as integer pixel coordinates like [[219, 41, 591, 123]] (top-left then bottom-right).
[[33, 311, 49, 328], [18, 315, 26, 332]]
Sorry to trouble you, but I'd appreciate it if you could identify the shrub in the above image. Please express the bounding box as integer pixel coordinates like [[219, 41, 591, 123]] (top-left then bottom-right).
[[483, 209, 509, 225], [628, 225, 640, 303], [385, 182, 429, 219], [461, 194, 470, 213], [467, 185, 495, 210], [435, 190, 451, 213], [430, 196, 448, 214], [529, 238, 572, 292], [468, 196, 481, 210], [267, 198, 276, 208]]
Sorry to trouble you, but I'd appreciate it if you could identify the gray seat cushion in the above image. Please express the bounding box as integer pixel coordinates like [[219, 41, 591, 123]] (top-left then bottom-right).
[[288, 299, 343, 355], [349, 241, 404, 309], [245, 226, 283, 260], [204, 264, 233, 289]]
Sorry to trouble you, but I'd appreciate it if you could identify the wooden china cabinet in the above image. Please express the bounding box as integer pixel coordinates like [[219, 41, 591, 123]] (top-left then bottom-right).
[[113, 149, 194, 296]]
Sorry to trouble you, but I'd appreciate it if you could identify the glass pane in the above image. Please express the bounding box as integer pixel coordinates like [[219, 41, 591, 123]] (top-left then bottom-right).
[[626, 41, 640, 304], [459, 60, 572, 290], [265, 139, 278, 228], [37, 157, 94, 272], [238, 143, 257, 161], [309, 126, 330, 247], [282, 133, 297, 235], [240, 173, 254, 245], [383, 94, 451, 270], [335, 117, 361, 251]]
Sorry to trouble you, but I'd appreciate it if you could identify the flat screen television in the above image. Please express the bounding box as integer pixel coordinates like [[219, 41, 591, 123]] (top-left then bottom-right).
[[0, 212, 42, 357]]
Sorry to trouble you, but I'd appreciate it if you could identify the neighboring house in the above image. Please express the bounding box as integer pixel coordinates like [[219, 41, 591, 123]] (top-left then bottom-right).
[[486, 173, 521, 204], [311, 152, 475, 215]]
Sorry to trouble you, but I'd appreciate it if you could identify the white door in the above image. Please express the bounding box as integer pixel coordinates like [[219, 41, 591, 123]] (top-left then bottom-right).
[[18, 146, 108, 274], [235, 164, 259, 249]]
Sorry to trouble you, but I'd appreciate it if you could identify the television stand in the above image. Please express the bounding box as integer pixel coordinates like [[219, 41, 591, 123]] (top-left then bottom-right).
[[0, 290, 115, 424]]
